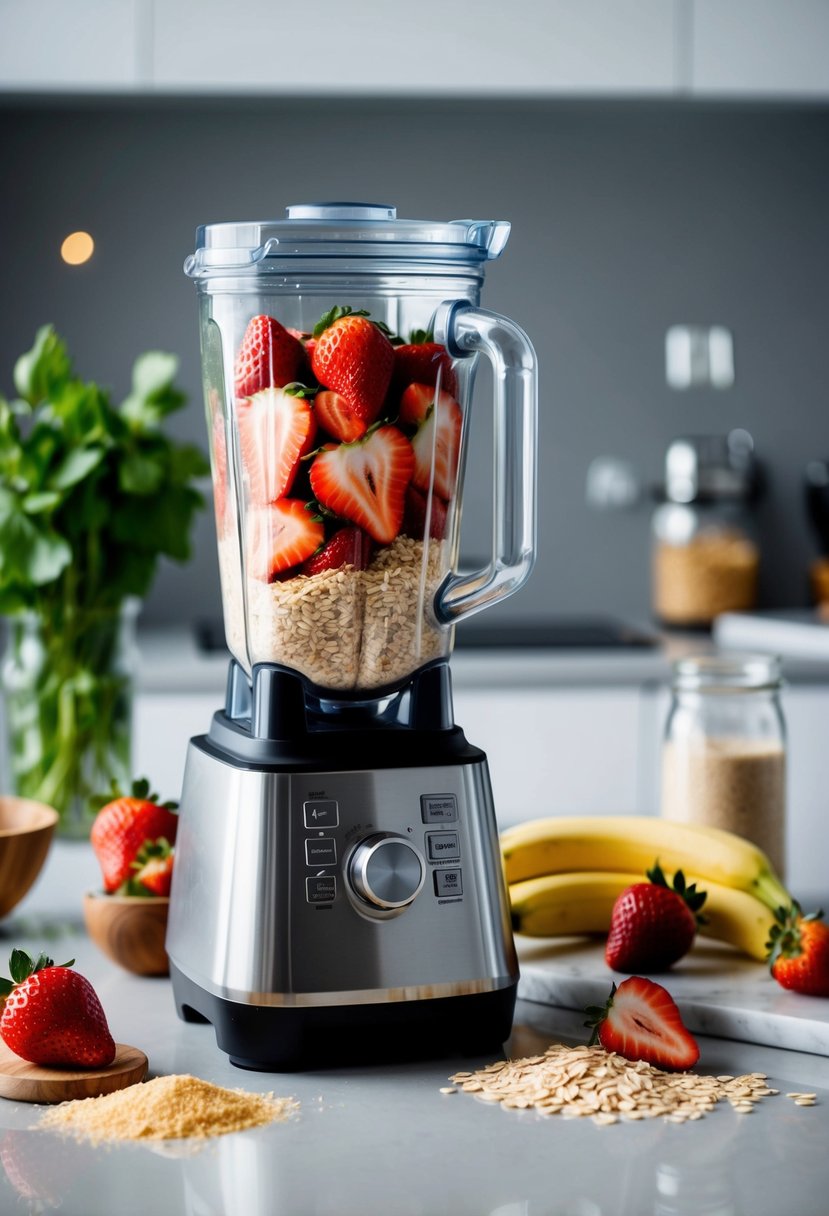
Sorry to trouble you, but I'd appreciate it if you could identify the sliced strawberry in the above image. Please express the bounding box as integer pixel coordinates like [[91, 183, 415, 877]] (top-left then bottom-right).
[[310, 307, 394, 428], [392, 340, 458, 398], [401, 485, 448, 541], [131, 839, 175, 897], [237, 387, 317, 506], [309, 425, 414, 545], [302, 527, 374, 576], [585, 977, 700, 1072], [314, 390, 368, 443], [234, 314, 306, 398], [247, 499, 325, 581], [401, 383, 462, 502]]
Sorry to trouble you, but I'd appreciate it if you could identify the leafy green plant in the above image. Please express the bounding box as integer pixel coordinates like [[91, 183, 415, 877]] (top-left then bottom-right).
[[0, 326, 208, 831]]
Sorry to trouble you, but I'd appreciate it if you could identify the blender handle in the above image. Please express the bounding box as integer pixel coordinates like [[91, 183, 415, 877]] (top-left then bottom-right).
[[432, 301, 538, 626]]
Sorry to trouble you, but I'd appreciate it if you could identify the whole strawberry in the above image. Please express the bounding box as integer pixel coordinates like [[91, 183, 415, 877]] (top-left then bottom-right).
[[391, 331, 458, 398], [767, 903, 829, 996], [234, 314, 306, 398], [310, 307, 394, 427], [585, 976, 699, 1071], [605, 864, 707, 973], [90, 778, 178, 894], [0, 950, 116, 1068]]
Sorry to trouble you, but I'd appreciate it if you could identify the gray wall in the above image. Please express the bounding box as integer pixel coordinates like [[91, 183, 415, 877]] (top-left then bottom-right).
[[1, 97, 827, 627]]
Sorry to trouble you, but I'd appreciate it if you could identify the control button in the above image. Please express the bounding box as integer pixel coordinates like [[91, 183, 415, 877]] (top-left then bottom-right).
[[348, 833, 425, 910], [306, 876, 337, 904], [434, 868, 463, 897], [305, 837, 337, 867], [303, 800, 339, 829], [420, 794, 458, 824], [426, 831, 460, 861]]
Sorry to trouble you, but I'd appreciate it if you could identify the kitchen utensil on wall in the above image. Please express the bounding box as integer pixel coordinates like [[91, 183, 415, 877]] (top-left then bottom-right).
[[652, 431, 760, 628], [168, 203, 537, 1068]]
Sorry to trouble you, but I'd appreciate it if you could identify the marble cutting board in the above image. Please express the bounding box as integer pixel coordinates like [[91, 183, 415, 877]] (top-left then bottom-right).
[[516, 936, 829, 1055]]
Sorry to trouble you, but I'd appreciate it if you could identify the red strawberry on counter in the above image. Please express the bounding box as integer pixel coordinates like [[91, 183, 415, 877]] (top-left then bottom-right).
[[90, 780, 178, 894], [131, 839, 175, 897], [0, 950, 116, 1068], [247, 499, 325, 581], [237, 386, 317, 506], [392, 333, 458, 398], [314, 389, 370, 443], [401, 485, 448, 541], [234, 314, 307, 398], [585, 976, 700, 1071], [605, 865, 708, 973], [309, 425, 414, 545], [302, 526, 373, 576], [767, 903, 829, 996], [399, 383, 462, 501], [310, 307, 394, 430]]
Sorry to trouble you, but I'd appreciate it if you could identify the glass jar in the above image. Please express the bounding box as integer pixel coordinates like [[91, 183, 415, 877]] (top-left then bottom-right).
[[652, 432, 760, 628], [1, 601, 138, 838], [661, 654, 786, 879]]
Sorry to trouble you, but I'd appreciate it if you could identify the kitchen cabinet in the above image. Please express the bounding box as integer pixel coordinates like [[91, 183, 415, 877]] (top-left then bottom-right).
[[0, 0, 144, 90], [691, 0, 829, 96]]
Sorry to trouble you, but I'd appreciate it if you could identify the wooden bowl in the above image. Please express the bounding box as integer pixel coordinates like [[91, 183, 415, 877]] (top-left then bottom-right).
[[0, 797, 58, 919], [83, 892, 169, 976]]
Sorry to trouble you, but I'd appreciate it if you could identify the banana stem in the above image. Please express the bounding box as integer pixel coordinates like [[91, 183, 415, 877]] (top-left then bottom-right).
[[751, 870, 791, 914]]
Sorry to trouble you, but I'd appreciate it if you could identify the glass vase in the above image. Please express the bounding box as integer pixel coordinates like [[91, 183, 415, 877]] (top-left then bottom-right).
[[1, 601, 139, 838]]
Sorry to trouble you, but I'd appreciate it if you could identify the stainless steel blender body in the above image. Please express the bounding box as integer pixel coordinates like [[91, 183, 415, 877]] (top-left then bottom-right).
[[168, 204, 537, 1068]]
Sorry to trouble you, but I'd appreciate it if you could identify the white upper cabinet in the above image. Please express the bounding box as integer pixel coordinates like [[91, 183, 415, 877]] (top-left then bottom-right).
[[0, 0, 145, 89], [691, 0, 829, 96], [1, 0, 828, 97], [151, 0, 676, 94]]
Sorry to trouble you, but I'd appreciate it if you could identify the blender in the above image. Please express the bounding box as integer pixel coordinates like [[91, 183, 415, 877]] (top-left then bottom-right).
[[167, 203, 537, 1068]]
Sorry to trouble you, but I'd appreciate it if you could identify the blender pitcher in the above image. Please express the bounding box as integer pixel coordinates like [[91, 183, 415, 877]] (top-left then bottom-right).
[[168, 203, 537, 1070], [187, 202, 536, 703]]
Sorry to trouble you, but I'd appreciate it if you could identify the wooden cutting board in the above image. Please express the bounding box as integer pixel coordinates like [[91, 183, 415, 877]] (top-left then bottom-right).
[[0, 1041, 148, 1104]]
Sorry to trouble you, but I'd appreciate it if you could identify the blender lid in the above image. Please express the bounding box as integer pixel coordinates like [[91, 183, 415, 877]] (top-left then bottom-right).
[[184, 202, 511, 276]]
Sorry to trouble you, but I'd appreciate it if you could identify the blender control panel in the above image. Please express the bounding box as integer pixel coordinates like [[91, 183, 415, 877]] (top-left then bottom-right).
[[298, 783, 467, 914]]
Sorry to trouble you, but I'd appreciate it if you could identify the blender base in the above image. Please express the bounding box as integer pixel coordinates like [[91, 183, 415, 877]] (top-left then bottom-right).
[[170, 963, 517, 1072]]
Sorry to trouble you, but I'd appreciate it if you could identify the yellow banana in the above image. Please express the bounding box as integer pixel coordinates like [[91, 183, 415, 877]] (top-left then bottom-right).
[[509, 870, 775, 961], [500, 816, 790, 912]]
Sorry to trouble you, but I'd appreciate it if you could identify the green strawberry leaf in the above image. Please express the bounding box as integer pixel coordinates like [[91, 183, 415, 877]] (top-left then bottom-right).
[[312, 305, 369, 339], [408, 328, 434, 344], [9, 949, 35, 984]]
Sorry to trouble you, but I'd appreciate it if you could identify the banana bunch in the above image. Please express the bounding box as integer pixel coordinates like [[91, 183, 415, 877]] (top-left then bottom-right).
[[501, 816, 792, 962]]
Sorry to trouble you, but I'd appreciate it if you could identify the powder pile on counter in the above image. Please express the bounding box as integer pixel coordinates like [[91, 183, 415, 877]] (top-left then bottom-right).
[[444, 1044, 795, 1125], [38, 1074, 297, 1143]]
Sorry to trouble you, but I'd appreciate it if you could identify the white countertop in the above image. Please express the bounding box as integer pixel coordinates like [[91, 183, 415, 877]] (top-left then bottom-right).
[[3, 842, 829, 1216]]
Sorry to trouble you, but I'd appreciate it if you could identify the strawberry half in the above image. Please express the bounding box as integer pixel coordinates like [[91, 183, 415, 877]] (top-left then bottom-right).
[[399, 383, 462, 502], [310, 307, 394, 429], [767, 902, 829, 996], [131, 839, 175, 897], [585, 976, 700, 1071], [314, 389, 369, 443], [391, 336, 458, 399], [605, 865, 707, 973], [237, 386, 317, 506], [309, 426, 414, 545], [401, 485, 448, 541], [302, 526, 373, 576], [234, 314, 306, 398], [247, 499, 325, 581], [0, 950, 116, 1068], [90, 779, 178, 894]]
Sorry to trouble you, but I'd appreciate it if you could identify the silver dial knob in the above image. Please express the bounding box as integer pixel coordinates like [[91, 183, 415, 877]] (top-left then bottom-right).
[[348, 833, 425, 910]]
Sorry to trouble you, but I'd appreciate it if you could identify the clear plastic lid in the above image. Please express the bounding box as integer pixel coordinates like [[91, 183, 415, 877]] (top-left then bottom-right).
[[184, 202, 511, 277]]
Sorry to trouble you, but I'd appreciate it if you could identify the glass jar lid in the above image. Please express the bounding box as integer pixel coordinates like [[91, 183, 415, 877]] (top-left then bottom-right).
[[671, 653, 782, 693], [184, 202, 512, 277]]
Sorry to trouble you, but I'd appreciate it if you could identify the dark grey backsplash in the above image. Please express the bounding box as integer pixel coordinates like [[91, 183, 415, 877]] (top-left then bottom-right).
[[1, 97, 827, 627]]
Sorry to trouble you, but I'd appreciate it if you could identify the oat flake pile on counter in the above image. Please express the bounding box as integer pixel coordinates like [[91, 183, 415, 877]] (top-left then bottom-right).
[[444, 1044, 809, 1125], [38, 1075, 298, 1143]]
